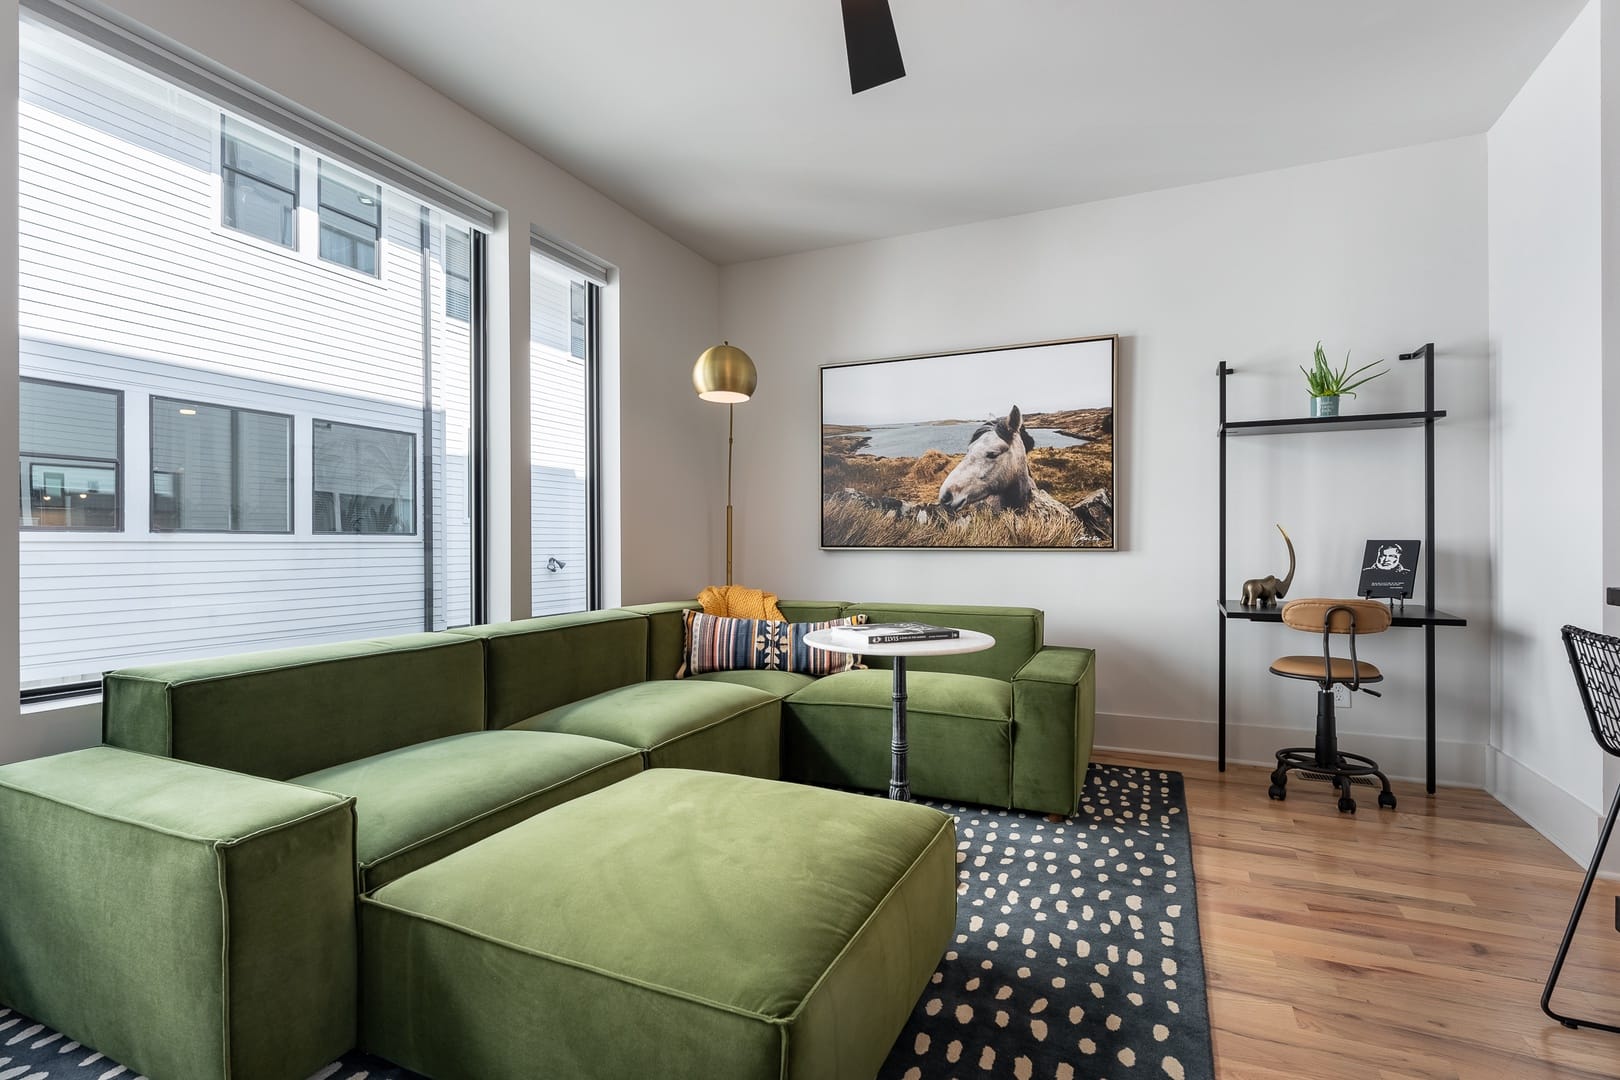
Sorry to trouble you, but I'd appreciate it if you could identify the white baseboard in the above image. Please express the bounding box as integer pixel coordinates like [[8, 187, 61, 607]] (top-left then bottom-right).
[[1092, 710, 1487, 788], [1486, 748, 1607, 871]]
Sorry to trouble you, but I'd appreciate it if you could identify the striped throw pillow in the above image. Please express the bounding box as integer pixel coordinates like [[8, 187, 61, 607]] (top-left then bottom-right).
[[679, 611, 866, 677]]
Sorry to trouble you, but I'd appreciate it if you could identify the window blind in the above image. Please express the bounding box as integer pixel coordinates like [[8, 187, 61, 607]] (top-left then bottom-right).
[[531, 229, 612, 287], [21, 0, 498, 231]]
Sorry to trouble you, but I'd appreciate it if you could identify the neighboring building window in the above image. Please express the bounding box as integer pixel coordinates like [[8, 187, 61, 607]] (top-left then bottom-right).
[[445, 226, 471, 322], [150, 398, 292, 533], [569, 282, 587, 360], [530, 251, 598, 615], [313, 421, 416, 535], [221, 116, 298, 249], [18, 378, 121, 531], [318, 160, 381, 275]]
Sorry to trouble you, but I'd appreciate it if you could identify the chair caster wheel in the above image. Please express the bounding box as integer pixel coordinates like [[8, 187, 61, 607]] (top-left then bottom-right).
[[1377, 791, 1397, 810], [1338, 796, 1356, 814], [1268, 784, 1286, 801]]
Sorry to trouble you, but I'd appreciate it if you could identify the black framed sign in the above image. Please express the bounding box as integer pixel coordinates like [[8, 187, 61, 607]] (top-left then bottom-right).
[[1359, 539, 1421, 599], [820, 336, 1117, 550]]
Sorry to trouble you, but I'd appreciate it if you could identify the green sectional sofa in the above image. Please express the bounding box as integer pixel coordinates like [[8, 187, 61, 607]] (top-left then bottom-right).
[[0, 598, 1094, 1080]]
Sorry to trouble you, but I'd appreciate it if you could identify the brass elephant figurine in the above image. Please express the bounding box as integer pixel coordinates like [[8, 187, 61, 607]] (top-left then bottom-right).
[[1240, 525, 1296, 607]]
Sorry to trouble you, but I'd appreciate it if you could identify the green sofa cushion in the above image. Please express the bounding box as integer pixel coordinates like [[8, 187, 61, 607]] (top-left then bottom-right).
[[509, 680, 782, 778], [293, 730, 642, 890], [777, 600, 852, 623], [784, 670, 1013, 807], [622, 600, 697, 681], [688, 668, 817, 697], [359, 769, 957, 1080], [102, 632, 485, 780], [841, 602, 1043, 680], [0, 747, 356, 1080], [788, 667, 1011, 721], [447, 609, 648, 728]]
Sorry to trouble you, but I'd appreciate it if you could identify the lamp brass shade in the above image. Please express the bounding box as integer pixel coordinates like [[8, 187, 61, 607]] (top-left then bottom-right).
[[692, 343, 757, 403]]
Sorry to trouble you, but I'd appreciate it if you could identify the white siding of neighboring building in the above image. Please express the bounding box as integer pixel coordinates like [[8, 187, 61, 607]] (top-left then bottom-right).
[[530, 263, 590, 615], [18, 19, 473, 689]]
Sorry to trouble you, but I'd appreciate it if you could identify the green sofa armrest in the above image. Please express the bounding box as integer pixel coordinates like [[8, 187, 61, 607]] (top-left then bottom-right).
[[0, 746, 358, 1080], [1011, 646, 1096, 815]]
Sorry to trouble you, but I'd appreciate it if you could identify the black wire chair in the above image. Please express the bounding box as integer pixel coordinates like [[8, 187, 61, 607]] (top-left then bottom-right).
[[1541, 624, 1620, 1034]]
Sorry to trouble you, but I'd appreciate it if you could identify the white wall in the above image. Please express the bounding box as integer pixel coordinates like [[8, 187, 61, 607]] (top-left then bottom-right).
[[1486, 0, 1608, 861], [0, 0, 724, 763], [721, 139, 1493, 785]]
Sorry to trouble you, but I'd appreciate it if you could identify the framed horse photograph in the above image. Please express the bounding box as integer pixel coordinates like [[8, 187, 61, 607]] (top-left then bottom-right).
[[820, 335, 1117, 550]]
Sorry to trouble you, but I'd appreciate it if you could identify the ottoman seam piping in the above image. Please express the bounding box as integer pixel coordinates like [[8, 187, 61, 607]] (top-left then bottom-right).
[[789, 699, 1010, 723], [355, 754, 640, 870], [783, 812, 956, 1025], [357, 898, 785, 1023]]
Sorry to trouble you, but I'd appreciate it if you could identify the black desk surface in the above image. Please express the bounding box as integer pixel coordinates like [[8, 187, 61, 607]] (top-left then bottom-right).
[[1219, 599, 1467, 628]]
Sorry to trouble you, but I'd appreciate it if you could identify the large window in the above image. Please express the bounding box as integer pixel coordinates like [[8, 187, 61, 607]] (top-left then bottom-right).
[[530, 249, 599, 615], [19, 378, 121, 531], [18, 14, 484, 696], [313, 421, 415, 535], [150, 398, 292, 533]]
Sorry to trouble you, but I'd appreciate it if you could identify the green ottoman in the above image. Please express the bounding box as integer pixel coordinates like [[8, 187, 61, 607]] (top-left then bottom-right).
[[0, 746, 357, 1080], [361, 769, 957, 1080]]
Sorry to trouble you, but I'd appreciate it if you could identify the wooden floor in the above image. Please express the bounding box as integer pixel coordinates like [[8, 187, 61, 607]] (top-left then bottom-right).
[[1094, 751, 1620, 1080]]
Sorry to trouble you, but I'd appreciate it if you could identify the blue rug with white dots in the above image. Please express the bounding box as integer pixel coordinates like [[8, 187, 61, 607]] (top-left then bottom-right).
[[1, 764, 1211, 1080]]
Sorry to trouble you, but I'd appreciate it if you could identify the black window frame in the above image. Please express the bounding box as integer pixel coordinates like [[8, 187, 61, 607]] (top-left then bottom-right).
[[18, 376, 124, 534], [148, 396, 295, 535], [220, 115, 300, 250], [316, 159, 382, 277], [311, 418, 419, 537]]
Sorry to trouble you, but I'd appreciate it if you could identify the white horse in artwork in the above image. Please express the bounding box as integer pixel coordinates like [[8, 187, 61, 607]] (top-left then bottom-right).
[[937, 406, 1075, 519]]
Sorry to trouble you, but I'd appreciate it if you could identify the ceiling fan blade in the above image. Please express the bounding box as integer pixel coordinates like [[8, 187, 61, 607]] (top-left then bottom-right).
[[842, 0, 906, 94]]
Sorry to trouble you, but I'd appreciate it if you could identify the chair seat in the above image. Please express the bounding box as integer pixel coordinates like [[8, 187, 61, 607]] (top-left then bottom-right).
[[1269, 655, 1383, 683]]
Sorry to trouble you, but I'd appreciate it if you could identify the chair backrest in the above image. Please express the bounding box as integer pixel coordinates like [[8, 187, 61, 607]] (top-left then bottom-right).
[[1562, 625, 1620, 757], [1280, 598, 1392, 635]]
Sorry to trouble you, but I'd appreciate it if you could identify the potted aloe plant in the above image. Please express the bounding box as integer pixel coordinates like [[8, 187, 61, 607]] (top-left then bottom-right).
[[1302, 341, 1385, 417]]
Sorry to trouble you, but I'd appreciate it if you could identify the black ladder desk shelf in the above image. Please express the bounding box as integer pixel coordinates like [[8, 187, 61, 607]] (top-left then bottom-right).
[[1216, 343, 1467, 795]]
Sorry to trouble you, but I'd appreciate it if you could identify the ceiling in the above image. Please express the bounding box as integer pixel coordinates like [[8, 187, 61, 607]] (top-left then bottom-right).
[[295, 0, 1586, 265]]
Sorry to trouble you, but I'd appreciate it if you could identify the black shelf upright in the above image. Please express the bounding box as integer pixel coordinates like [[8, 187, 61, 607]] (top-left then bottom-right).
[[1215, 343, 1464, 795]]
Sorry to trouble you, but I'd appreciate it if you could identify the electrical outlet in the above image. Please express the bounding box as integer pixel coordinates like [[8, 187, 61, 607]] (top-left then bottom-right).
[[1333, 684, 1352, 709]]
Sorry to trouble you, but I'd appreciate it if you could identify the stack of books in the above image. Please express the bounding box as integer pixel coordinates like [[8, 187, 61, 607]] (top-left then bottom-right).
[[827, 622, 961, 647]]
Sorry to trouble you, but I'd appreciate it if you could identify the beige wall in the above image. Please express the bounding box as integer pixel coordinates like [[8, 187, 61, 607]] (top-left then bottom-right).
[[721, 138, 1493, 785]]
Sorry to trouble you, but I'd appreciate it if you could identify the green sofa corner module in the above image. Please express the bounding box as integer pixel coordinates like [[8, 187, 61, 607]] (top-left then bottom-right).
[[508, 680, 782, 778], [0, 746, 357, 1080], [359, 769, 957, 1080], [293, 730, 643, 890], [445, 609, 650, 727], [102, 632, 486, 780]]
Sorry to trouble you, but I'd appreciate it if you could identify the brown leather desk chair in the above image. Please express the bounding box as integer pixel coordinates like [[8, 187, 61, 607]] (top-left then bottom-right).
[[1267, 598, 1397, 814]]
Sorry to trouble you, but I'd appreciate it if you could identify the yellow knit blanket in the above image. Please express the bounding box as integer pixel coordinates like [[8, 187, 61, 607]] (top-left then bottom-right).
[[698, 585, 786, 622]]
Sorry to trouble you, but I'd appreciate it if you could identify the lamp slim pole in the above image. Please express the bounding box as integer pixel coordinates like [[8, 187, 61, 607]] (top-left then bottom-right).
[[725, 402, 734, 585]]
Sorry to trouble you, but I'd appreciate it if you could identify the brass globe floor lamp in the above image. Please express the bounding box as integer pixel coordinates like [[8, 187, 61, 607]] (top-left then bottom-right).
[[692, 343, 757, 585]]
